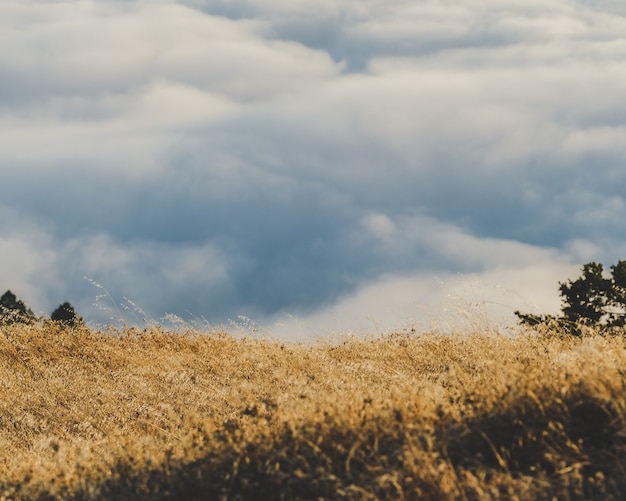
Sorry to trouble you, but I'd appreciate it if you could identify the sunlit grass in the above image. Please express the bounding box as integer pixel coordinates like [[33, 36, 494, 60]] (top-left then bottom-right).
[[0, 323, 625, 499]]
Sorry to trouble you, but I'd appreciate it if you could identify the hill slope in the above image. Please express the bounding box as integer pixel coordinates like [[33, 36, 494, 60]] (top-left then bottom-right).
[[1, 324, 625, 499]]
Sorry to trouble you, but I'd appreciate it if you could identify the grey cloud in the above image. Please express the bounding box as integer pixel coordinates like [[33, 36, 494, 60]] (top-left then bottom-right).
[[0, 2, 339, 108], [60, 235, 238, 324], [178, 0, 625, 71], [266, 248, 578, 340], [178, 1, 488, 71], [1, 0, 626, 333]]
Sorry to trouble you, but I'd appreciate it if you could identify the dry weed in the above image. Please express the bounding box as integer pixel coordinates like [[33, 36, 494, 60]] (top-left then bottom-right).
[[0, 324, 625, 499]]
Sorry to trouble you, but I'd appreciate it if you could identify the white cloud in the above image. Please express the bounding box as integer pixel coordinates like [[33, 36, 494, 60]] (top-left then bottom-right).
[[0, 235, 56, 315], [357, 213, 565, 272], [0, 0, 341, 176], [0, 1, 339, 99], [263, 217, 578, 339], [1, 0, 626, 335], [266, 259, 580, 341]]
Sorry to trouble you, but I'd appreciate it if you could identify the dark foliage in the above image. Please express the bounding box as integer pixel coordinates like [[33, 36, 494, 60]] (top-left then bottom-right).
[[50, 302, 83, 327], [0, 290, 36, 325], [516, 261, 626, 334]]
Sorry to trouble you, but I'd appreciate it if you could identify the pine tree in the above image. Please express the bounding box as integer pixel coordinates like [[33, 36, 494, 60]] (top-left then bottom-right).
[[559, 262, 612, 325], [50, 302, 83, 328], [0, 290, 36, 325], [516, 260, 626, 334]]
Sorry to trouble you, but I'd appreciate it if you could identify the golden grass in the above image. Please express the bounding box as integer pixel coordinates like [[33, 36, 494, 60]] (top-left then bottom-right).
[[0, 323, 625, 500]]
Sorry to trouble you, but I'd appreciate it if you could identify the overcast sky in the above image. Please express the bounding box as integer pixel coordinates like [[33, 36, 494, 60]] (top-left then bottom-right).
[[2, 0, 626, 338]]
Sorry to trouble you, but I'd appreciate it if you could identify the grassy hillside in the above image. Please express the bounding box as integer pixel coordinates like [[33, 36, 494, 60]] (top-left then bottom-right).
[[0, 323, 625, 500]]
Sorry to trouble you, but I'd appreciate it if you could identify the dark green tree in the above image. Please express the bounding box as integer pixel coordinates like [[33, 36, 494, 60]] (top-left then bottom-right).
[[516, 260, 626, 334], [559, 262, 612, 325], [0, 290, 36, 325], [50, 302, 83, 327], [607, 260, 626, 327]]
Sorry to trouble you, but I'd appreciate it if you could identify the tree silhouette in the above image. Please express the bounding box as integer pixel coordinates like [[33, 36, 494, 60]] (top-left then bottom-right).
[[607, 260, 626, 327], [0, 290, 36, 325], [50, 302, 83, 328], [516, 260, 626, 334], [559, 262, 612, 325]]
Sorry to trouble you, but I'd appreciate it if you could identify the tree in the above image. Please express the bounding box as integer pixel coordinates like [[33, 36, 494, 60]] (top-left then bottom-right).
[[559, 262, 612, 325], [607, 260, 626, 327], [50, 302, 83, 328], [515, 260, 626, 334], [0, 290, 36, 325]]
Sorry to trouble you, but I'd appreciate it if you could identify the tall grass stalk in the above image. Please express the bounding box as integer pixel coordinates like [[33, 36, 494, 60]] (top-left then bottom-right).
[[0, 323, 625, 499]]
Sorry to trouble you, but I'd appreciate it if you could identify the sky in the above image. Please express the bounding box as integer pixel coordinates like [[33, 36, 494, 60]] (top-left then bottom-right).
[[1, 0, 626, 339]]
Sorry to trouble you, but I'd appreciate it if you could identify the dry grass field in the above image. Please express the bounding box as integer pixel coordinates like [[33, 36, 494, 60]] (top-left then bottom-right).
[[0, 322, 625, 500]]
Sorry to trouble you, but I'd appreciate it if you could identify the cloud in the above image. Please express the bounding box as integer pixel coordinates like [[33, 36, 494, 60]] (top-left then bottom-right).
[[1, 0, 625, 336], [266, 258, 580, 341], [0, 2, 339, 101], [0, 209, 57, 314]]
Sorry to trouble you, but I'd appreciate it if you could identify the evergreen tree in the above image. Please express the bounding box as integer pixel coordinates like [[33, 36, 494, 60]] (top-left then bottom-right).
[[559, 262, 612, 325], [516, 260, 626, 334], [50, 302, 83, 328], [607, 261, 626, 327], [0, 290, 36, 325]]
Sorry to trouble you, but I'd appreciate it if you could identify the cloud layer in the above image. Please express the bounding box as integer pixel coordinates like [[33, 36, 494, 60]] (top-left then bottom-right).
[[1, 0, 625, 336]]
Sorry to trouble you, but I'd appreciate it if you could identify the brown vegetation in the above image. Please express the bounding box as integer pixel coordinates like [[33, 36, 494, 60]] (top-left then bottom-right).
[[0, 323, 625, 500]]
